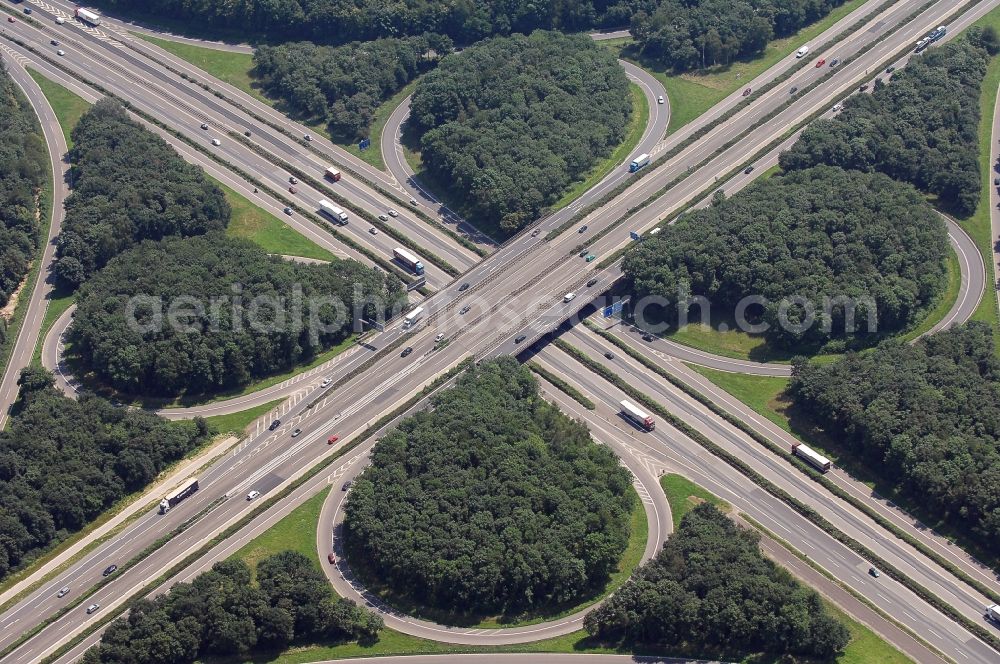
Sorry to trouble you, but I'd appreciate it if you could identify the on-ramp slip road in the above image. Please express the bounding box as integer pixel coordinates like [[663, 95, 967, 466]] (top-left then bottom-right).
[[379, 58, 670, 235], [315, 419, 669, 646], [0, 47, 69, 429], [2, 0, 999, 661]]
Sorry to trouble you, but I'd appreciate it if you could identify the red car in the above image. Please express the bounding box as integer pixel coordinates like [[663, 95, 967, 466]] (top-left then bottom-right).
[[742, 87, 751, 96], [288, 185, 297, 194], [327, 552, 336, 564], [327, 435, 339, 445], [815, 58, 826, 67]]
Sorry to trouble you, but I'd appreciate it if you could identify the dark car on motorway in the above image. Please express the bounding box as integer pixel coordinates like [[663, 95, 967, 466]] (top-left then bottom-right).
[[341, 480, 354, 492], [460, 305, 471, 315], [459, 282, 470, 291], [744, 165, 754, 174], [587, 278, 599, 287], [515, 335, 527, 344], [859, 84, 869, 92], [103, 565, 117, 577], [742, 87, 751, 96], [643, 333, 655, 342], [401, 346, 413, 357], [269, 419, 281, 430], [789, 86, 798, 94], [578, 225, 588, 233], [579, 249, 589, 258], [328, 553, 336, 564], [604, 352, 614, 360]]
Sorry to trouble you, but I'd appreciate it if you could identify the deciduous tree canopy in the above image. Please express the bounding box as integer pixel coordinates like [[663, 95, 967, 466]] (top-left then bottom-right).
[[622, 166, 949, 348], [55, 99, 230, 288], [97, 0, 634, 44], [0, 60, 47, 310], [584, 503, 850, 658], [409, 31, 631, 234], [253, 35, 447, 140], [780, 40, 989, 216], [630, 0, 845, 71], [344, 357, 635, 617], [0, 367, 210, 581], [82, 552, 383, 664], [790, 322, 1000, 558], [69, 233, 404, 397]]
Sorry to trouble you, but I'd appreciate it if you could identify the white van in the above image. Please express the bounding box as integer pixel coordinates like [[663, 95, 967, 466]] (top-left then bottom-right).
[[563, 293, 576, 303], [796, 45, 809, 58]]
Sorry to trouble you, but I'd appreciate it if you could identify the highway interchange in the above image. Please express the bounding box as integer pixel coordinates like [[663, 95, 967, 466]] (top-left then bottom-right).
[[0, 0, 999, 662]]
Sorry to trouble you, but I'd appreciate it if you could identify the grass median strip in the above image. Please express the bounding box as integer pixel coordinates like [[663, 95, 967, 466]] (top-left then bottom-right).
[[586, 320, 1000, 606], [552, 0, 953, 247], [553, 335, 1000, 653], [121, 34, 489, 258], [40, 358, 475, 664], [7, 34, 433, 295]]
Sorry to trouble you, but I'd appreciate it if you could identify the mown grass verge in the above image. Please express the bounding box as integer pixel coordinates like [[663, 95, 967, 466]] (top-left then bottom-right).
[[586, 320, 1000, 598], [553, 334, 1000, 653], [216, 178, 338, 261], [39, 358, 477, 664], [600, 0, 868, 134]]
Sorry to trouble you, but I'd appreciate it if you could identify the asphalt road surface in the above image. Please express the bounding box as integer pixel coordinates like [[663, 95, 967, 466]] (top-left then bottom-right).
[[0, 47, 68, 429], [1, 0, 998, 661]]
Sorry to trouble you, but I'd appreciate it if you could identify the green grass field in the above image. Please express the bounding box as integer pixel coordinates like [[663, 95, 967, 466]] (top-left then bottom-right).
[[132, 33, 268, 105], [202, 398, 285, 436], [660, 473, 731, 527], [229, 485, 329, 575], [130, 32, 415, 171], [600, 0, 866, 134], [217, 179, 337, 261], [26, 69, 91, 148]]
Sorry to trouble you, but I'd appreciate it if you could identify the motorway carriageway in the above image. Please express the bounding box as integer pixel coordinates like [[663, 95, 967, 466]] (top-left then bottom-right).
[[532, 340, 998, 663], [1, 0, 996, 659], [1, 9, 480, 287]]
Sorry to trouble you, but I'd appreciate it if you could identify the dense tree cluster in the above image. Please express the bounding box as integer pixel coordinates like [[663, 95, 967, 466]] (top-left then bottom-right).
[[585, 504, 849, 657], [0, 367, 210, 580], [69, 233, 404, 397], [780, 40, 989, 216], [0, 60, 47, 310], [622, 166, 949, 348], [96, 0, 636, 44], [55, 99, 230, 288], [630, 0, 844, 71], [790, 322, 1000, 557], [409, 31, 631, 234], [253, 35, 448, 140], [344, 357, 635, 616], [82, 552, 383, 663]]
